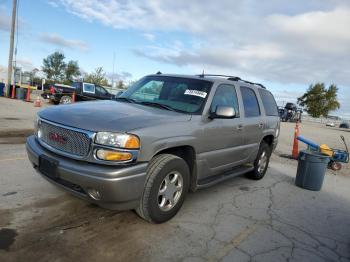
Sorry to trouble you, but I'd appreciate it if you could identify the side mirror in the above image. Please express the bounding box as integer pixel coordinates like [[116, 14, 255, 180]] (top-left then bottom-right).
[[209, 106, 236, 119]]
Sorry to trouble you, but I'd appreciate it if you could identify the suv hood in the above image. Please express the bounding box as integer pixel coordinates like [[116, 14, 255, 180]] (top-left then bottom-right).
[[39, 100, 191, 132]]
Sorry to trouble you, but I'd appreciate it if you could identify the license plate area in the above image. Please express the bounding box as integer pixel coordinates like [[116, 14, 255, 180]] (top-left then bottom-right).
[[39, 155, 59, 179]]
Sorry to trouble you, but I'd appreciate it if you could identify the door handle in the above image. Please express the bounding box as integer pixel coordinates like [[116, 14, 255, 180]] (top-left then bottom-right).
[[237, 124, 243, 130]]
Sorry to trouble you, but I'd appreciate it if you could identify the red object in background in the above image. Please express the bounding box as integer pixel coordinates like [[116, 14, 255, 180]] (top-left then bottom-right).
[[25, 86, 31, 102], [72, 92, 76, 103], [292, 122, 300, 159], [49, 86, 55, 94], [34, 96, 41, 107], [11, 85, 15, 98]]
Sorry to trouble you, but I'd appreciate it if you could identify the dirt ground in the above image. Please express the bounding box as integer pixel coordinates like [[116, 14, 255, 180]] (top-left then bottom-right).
[[0, 98, 349, 261]]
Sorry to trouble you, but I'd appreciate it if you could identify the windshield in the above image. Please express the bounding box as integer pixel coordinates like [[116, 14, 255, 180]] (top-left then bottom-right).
[[119, 76, 212, 114]]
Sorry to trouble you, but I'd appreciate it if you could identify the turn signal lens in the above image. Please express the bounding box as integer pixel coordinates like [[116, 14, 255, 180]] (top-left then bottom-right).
[[96, 149, 132, 161], [125, 136, 140, 149]]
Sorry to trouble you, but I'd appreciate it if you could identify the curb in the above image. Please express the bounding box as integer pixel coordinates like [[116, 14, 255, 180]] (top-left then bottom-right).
[[0, 129, 34, 138]]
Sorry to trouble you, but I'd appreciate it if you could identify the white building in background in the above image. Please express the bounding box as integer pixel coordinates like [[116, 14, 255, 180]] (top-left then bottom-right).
[[0, 65, 7, 83]]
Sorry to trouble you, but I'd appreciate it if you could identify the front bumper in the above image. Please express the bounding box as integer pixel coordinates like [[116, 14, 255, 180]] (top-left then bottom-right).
[[26, 135, 148, 210]]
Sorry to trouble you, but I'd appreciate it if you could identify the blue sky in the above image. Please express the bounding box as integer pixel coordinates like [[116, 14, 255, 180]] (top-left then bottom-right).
[[0, 0, 349, 118]]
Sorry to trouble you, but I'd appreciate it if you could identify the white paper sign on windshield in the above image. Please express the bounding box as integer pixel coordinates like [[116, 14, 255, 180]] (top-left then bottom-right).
[[184, 89, 207, 98]]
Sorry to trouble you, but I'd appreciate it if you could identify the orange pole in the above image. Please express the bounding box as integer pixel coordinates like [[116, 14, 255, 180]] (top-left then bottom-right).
[[292, 121, 300, 159], [11, 83, 15, 99], [72, 92, 76, 103], [26, 85, 31, 102]]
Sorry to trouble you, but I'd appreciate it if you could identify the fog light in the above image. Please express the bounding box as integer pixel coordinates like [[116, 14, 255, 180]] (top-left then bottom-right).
[[87, 188, 101, 200], [96, 149, 132, 161]]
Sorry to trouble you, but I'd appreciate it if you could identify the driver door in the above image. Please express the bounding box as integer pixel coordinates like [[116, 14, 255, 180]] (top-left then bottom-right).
[[201, 84, 246, 175]]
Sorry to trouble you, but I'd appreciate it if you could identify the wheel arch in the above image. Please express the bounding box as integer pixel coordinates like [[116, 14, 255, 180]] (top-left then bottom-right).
[[154, 145, 197, 192]]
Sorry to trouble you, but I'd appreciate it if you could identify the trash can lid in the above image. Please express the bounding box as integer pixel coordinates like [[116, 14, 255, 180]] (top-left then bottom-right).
[[298, 150, 330, 163]]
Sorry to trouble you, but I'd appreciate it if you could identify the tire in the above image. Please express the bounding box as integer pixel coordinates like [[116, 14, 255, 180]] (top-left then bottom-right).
[[49, 99, 60, 105], [329, 161, 342, 171], [136, 154, 190, 223], [60, 95, 72, 104], [246, 141, 272, 180]]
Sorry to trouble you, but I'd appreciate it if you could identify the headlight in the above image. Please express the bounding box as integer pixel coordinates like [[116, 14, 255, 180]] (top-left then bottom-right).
[[95, 132, 140, 149], [34, 116, 41, 137]]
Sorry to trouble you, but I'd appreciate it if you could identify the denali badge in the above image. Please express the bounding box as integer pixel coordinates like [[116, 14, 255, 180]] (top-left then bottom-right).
[[48, 132, 67, 144]]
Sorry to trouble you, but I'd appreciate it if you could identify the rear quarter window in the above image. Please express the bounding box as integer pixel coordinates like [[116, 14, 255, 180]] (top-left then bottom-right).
[[258, 89, 278, 116]]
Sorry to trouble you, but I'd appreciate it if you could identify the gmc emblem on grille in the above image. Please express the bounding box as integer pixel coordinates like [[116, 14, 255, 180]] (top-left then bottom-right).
[[48, 132, 67, 144]]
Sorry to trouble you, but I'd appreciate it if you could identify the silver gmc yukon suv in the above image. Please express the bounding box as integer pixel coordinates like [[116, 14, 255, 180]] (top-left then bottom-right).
[[26, 74, 280, 223]]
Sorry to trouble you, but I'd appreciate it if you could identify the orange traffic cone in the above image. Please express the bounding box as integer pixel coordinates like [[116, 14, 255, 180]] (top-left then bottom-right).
[[34, 96, 42, 107], [11, 84, 16, 99], [292, 122, 300, 159], [25, 86, 31, 102]]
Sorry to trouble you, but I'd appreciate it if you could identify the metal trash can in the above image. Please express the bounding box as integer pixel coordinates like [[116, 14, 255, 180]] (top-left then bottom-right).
[[16, 88, 26, 99], [0, 83, 4, 96], [295, 150, 329, 191], [22, 88, 28, 100]]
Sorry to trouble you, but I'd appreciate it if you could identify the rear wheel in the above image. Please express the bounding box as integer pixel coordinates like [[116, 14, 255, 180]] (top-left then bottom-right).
[[246, 141, 272, 180], [136, 154, 190, 223], [60, 95, 72, 104]]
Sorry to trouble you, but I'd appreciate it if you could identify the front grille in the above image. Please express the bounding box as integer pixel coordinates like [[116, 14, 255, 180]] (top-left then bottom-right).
[[38, 120, 91, 157]]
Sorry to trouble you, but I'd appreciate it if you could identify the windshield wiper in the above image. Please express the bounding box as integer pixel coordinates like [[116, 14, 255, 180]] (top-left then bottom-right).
[[137, 101, 179, 112], [115, 97, 136, 103]]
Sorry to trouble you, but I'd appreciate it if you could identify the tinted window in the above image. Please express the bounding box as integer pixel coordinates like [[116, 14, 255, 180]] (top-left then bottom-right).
[[240, 87, 260, 117], [258, 89, 278, 116], [96, 86, 108, 96], [211, 84, 239, 117]]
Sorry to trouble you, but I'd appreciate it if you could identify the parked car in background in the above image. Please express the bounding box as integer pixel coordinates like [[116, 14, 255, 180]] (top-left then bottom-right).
[[42, 82, 115, 104], [279, 102, 302, 122], [27, 73, 280, 223], [326, 122, 336, 127], [340, 122, 349, 129]]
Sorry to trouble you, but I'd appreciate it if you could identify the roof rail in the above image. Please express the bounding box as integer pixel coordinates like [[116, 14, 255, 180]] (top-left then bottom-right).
[[196, 74, 241, 81], [195, 74, 266, 89]]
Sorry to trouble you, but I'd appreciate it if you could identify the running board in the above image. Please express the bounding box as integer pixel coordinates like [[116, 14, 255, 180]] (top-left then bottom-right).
[[197, 165, 254, 189]]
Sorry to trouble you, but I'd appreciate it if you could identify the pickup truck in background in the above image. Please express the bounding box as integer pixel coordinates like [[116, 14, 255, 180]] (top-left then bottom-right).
[[42, 82, 115, 104]]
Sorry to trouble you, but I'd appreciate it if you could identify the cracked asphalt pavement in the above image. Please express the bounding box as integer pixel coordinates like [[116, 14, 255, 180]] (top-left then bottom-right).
[[0, 123, 350, 261]]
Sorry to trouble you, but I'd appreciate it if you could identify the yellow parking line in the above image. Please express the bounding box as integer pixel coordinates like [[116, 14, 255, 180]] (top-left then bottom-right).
[[0, 157, 26, 162]]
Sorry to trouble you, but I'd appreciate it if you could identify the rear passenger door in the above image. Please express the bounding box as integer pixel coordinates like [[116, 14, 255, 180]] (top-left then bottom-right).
[[240, 86, 264, 158]]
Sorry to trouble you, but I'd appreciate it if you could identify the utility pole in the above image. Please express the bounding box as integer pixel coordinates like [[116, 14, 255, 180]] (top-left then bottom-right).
[[6, 0, 17, 97], [111, 52, 115, 89]]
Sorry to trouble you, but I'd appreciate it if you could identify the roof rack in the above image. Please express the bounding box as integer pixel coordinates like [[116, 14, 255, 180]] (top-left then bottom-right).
[[196, 74, 266, 89], [196, 74, 241, 81]]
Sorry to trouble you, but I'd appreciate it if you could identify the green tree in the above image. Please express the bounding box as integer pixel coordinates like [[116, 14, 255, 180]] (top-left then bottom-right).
[[42, 52, 66, 82], [297, 83, 340, 117], [84, 67, 109, 86], [65, 60, 81, 84], [116, 80, 125, 89]]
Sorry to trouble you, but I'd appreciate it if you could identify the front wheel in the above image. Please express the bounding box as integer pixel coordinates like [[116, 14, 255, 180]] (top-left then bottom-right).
[[136, 154, 190, 223], [246, 141, 272, 180], [60, 95, 72, 104]]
